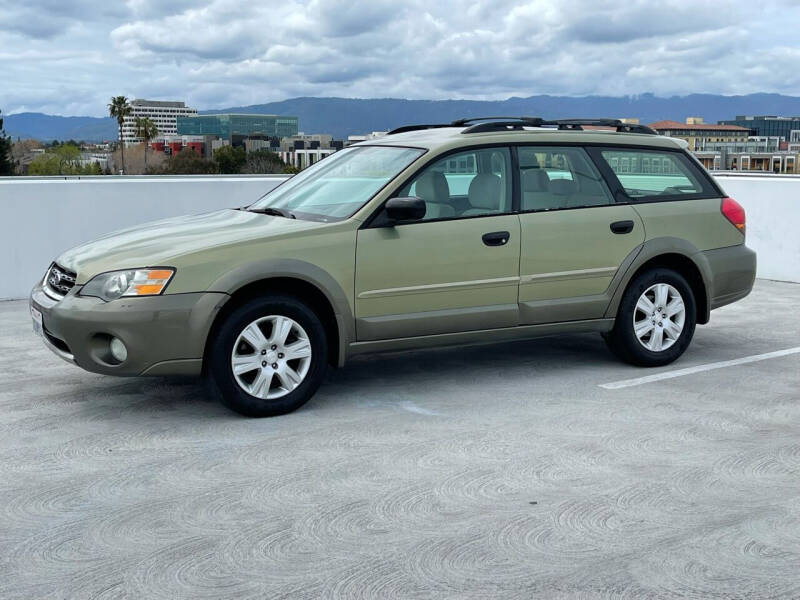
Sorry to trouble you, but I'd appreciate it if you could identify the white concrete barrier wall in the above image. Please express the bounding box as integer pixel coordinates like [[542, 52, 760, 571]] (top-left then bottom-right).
[[0, 172, 797, 299], [0, 175, 288, 300], [713, 174, 800, 284]]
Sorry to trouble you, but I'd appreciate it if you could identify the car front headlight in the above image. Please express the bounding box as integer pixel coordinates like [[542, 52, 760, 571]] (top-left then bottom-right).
[[80, 268, 175, 301]]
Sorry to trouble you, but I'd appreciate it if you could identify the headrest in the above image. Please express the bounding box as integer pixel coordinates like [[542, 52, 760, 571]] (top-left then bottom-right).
[[415, 170, 449, 203], [550, 178, 577, 195], [468, 173, 502, 209], [522, 169, 549, 192]]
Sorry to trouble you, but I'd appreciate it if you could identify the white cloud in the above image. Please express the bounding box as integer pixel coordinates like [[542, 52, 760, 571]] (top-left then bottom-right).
[[1, 0, 799, 116]]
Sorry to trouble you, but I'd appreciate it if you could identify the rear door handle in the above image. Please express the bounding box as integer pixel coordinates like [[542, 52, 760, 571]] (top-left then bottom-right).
[[482, 231, 510, 246], [610, 220, 634, 234]]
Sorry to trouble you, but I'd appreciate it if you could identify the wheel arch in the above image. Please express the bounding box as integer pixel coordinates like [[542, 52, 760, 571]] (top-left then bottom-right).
[[606, 239, 711, 325], [204, 260, 355, 368]]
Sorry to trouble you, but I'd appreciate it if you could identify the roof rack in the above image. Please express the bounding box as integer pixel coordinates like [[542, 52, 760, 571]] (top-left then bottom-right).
[[387, 116, 543, 135], [387, 116, 657, 136], [459, 117, 545, 134], [549, 119, 657, 135], [387, 123, 454, 135], [450, 116, 544, 127]]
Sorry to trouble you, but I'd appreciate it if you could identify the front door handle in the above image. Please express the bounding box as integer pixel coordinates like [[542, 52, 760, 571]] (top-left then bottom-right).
[[482, 231, 510, 246], [610, 220, 634, 234]]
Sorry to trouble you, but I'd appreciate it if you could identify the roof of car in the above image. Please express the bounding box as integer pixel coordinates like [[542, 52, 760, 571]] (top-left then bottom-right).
[[358, 126, 686, 153]]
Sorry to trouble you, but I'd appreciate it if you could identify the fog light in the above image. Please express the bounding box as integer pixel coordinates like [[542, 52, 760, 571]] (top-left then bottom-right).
[[109, 337, 128, 363]]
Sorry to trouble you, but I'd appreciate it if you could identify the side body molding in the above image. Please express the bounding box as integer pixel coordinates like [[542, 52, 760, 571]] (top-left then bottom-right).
[[207, 258, 356, 367]]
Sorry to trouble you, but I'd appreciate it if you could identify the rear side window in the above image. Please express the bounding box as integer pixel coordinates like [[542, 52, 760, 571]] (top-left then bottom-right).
[[599, 149, 714, 200], [518, 146, 613, 211]]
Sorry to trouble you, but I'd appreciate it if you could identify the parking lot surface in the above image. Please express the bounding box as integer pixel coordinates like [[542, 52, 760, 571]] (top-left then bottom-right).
[[2, 279, 799, 599]]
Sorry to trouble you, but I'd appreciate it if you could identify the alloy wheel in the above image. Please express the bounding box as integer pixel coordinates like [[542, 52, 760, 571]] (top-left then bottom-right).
[[633, 283, 685, 352], [230, 315, 312, 399]]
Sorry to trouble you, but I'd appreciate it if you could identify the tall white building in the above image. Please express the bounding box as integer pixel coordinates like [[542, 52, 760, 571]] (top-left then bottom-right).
[[121, 99, 197, 145]]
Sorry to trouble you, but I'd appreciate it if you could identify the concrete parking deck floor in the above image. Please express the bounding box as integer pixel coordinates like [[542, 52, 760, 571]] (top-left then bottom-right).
[[2, 280, 799, 599]]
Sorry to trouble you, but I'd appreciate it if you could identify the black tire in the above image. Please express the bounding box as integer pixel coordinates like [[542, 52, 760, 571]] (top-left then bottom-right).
[[206, 295, 328, 417], [605, 268, 696, 367]]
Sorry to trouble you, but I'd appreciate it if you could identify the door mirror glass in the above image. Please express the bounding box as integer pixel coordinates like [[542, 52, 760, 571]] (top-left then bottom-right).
[[385, 197, 426, 222]]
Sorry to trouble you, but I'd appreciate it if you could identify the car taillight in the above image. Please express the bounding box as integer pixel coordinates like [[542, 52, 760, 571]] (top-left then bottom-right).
[[721, 197, 745, 234]]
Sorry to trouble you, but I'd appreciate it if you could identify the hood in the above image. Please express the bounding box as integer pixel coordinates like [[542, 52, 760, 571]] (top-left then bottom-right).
[[57, 209, 325, 283]]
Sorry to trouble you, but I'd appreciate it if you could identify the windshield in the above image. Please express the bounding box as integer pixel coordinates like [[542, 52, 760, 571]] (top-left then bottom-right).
[[249, 145, 425, 221]]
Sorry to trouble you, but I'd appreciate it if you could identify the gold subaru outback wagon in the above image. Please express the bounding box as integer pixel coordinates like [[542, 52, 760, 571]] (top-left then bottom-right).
[[31, 117, 756, 416]]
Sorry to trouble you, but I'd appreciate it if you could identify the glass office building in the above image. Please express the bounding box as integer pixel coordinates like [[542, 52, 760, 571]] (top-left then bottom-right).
[[177, 114, 298, 139], [718, 116, 800, 140]]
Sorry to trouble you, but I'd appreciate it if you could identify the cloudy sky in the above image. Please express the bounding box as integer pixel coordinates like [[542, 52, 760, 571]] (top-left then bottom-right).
[[2, 0, 800, 116]]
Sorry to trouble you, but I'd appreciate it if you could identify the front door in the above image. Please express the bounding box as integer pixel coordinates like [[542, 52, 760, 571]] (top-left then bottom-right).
[[355, 146, 521, 341], [516, 145, 645, 324]]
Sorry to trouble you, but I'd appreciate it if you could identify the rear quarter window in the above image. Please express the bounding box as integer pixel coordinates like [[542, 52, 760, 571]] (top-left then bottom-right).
[[598, 148, 717, 201]]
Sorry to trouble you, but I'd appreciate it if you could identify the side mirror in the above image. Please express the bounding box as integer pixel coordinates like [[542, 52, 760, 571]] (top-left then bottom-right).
[[385, 197, 426, 222]]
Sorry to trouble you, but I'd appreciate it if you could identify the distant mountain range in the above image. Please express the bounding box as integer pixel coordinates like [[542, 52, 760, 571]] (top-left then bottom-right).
[[2, 112, 118, 142], [5, 93, 800, 141]]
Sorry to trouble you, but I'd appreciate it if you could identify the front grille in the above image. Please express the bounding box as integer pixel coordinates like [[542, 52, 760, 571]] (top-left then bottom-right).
[[44, 263, 77, 299]]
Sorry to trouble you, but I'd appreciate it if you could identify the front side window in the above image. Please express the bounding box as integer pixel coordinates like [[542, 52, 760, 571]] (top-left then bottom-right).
[[396, 147, 512, 221], [599, 149, 710, 199], [250, 145, 425, 221], [518, 146, 613, 211]]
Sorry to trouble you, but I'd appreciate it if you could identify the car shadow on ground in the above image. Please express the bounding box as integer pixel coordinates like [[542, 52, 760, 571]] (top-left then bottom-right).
[[70, 332, 621, 420]]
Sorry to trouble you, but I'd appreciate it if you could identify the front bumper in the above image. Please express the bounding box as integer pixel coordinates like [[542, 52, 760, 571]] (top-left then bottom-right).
[[30, 282, 229, 376]]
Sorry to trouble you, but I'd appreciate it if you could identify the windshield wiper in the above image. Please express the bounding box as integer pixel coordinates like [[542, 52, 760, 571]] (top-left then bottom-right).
[[246, 207, 296, 219]]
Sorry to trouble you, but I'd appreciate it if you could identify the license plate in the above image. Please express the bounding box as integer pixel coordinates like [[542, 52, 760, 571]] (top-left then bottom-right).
[[31, 306, 43, 338]]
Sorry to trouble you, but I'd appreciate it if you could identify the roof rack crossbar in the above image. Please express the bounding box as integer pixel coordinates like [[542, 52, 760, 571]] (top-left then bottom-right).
[[461, 120, 545, 134], [451, 116, 544, 127], [547, 119, 657, 135]]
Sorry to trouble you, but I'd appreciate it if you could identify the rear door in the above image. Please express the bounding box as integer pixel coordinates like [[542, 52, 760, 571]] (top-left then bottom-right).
[[516, 145, 644, 324]]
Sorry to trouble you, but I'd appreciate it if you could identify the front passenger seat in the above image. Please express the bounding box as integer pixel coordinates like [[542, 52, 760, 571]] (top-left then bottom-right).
[[463, 173, 502, 216], [414, 171, 454, 219]]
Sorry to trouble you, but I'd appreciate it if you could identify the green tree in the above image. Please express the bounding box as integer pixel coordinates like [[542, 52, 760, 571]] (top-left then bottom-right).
[[107, 96, 131, 173], [26, 143, 95, 175], [161, 149, 217, 175], [214, 144, 247, 174], [0, 109, 14, 175], [134, 116, 159, 173], [242, 148, 287, 174], [28, 153, 62, 175]]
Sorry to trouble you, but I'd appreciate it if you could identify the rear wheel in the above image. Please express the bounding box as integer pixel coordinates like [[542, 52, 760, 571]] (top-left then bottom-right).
[[207, 295, 328, 417], [605, 268, 696, 367]]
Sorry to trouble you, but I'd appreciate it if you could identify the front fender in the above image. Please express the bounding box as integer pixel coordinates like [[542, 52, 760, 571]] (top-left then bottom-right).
[[207, 258, 355, 367]]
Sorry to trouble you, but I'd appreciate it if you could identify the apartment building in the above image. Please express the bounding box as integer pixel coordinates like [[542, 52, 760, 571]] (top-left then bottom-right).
[[121, 100, 197, 145], [648, 118, 749, 151]]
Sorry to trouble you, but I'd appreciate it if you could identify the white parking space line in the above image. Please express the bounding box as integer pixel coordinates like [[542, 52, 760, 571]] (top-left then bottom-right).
[[599, 346, 800, 390]]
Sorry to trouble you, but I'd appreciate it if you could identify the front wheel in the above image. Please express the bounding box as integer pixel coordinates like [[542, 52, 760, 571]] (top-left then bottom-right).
[[605, 268, 696, 367], [206, 295, 328, 417]]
